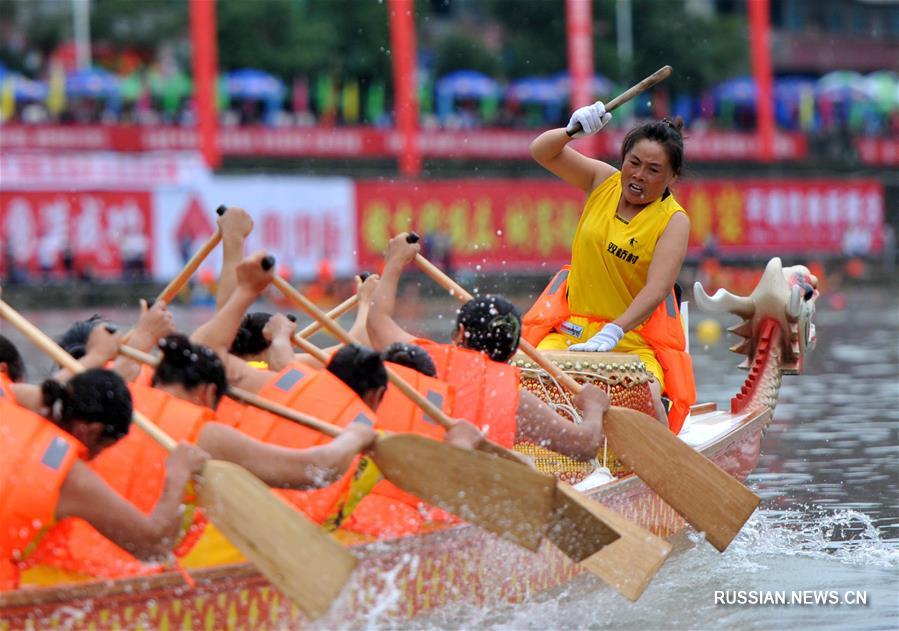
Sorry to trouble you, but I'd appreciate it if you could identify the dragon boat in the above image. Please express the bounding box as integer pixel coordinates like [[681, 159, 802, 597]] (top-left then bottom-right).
[[0, 258, 818, 630]]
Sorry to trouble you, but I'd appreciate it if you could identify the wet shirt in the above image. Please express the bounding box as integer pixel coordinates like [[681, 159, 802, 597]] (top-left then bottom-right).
[[568, 172, 686, 322]]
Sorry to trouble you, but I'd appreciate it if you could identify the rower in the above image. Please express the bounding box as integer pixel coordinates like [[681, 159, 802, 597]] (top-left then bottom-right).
[[1, 354, 207, 590], [28, 329, 376, 580], [367, 233, 611, 462]]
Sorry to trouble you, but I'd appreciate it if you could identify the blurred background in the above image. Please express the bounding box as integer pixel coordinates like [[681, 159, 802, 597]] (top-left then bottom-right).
[[0, 0, 896, 304]]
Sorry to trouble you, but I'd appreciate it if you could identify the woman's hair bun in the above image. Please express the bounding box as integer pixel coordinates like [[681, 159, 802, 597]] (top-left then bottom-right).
[[354, 347, 382, 372], [41, 379, 69, 421], [158, 334, 196, 368]]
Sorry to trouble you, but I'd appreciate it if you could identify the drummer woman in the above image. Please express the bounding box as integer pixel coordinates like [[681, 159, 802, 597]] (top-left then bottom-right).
[[526, 102, 695, 432]]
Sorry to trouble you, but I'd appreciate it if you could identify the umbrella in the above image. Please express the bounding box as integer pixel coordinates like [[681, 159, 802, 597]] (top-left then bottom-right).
[[66, 67, 120, 99], [864, 70, 898, 113], [712, 76, 756, 107], [225, 69, 285, 101], [816, 70, 868, 103], [435, 70, 501, 119]]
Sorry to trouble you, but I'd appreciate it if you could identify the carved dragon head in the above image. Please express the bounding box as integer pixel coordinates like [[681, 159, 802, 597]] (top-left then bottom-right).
[[693, 258, 818, 374]]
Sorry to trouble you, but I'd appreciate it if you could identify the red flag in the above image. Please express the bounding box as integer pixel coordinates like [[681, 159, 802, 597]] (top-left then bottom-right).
[[190, 0, 220, 168], [388, 0, 421, 177], [566, 0, 596, 156], [748, 0, 775, 162]]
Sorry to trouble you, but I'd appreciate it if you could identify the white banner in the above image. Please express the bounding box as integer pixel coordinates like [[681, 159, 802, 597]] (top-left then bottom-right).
[[153, 176, 357, 281]]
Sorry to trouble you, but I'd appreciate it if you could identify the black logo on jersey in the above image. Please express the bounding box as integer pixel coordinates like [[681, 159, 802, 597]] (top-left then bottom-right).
[[607, 241, 640, 264], [628, 237, 639, 248]]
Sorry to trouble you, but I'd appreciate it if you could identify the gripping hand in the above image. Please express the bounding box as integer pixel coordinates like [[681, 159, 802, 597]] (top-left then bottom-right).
[[568, 323, 624, 352], [566, 101, 612, 138]]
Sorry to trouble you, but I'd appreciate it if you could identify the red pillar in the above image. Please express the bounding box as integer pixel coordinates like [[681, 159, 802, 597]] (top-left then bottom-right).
[[566, 0, 596, 156], [190, 0, 220, 169], [388, 0, 421, 177], [748, 0, 775, 162]]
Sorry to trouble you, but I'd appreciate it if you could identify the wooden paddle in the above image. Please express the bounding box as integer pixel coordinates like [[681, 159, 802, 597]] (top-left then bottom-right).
[[269, 276, 675, 600], [0, 298, 356, 620], [566, 65, 672, 136], [121, 204, 227, 344], [294, 272, 370, 341], [413, 250, 761, 552], [116, 343, 556, 552]]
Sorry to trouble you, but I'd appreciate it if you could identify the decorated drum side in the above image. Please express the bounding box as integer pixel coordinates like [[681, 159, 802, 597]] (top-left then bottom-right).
[[511, 351, 655, 481]]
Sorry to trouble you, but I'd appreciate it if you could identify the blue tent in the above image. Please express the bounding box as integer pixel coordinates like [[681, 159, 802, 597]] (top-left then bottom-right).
[[435, 70, 501, 119], [0, 72, 48, 102], [225, 69, 285, 124], [225, 69, 285, 100], [66, 67, 120, 98], [712, 77, 756, 106]]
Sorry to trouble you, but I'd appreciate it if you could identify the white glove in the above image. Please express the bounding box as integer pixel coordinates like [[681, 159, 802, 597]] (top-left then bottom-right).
[[568, 323, 624, 352], [566, 101, 612, 138]]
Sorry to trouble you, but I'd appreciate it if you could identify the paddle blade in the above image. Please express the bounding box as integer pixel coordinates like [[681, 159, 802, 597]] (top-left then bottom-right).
[[567, 484, 672, 601], [372, 434, 555, 551], [546, 482, 620, 562], [197, 460, 357, 620], [604, 407, 761, 552]]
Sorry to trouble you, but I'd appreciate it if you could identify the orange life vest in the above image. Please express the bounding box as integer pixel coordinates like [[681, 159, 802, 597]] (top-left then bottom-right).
[[410, 338, 520, 447], [522, 267, 696, 434], [0, 399, 87, 590], [215, 363, 377, 525], [27, 384, 214, 578], [339, 362, 458, 539]]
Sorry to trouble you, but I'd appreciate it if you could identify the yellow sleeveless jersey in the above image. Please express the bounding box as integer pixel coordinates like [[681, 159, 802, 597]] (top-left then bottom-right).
[[567, 172, 686, 321]]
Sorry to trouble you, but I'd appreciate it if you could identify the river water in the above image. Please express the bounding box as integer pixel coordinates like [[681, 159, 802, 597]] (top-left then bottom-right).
[[2, 282, 897, 630]]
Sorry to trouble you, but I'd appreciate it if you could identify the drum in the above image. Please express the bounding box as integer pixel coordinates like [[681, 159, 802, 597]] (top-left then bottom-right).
[[511, 351, 655, 482]]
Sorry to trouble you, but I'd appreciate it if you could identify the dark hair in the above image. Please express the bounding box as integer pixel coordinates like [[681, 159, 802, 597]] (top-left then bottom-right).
[[382, 342, 437, 377], [57, 315, 106, 360], [621, 117, 686, 196], [326, 344, 388, 399], [41, 369, 132, 441], [456, 295, 521, 362], [153, 334, 227, 406], [229, 312, 273, 357], [0, 334, 26, 382]]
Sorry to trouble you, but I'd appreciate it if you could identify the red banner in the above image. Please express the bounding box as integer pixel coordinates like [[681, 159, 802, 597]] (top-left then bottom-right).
[[855, 137, 899, 167], [0, 125, 809, 161], [355, 179, 884, 271], [0, 190, 153, 278], [356, 180, 586, 272]]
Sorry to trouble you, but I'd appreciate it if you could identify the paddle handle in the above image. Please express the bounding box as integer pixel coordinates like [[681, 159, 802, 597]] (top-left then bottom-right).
[[120, 205, 226, 345], [412, 253, 583, 394], [271, 275, 457, 431], [115, 345, 343, 439], [293, 334, 330, 364], [566, 65, 672, 137], [295, 295, 358, 341], [158, 205, 226, 304], [0, 300, 177, 451]]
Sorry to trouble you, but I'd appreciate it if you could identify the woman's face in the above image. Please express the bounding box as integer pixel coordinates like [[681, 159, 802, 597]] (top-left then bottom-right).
[[620, 139, 677, 206]]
